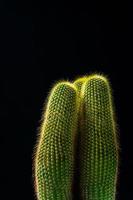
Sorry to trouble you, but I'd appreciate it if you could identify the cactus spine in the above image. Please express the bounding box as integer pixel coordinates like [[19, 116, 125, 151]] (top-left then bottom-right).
[[33, 74, 119, 200]]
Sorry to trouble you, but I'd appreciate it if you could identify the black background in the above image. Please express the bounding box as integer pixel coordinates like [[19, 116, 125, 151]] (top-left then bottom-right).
[[1, 1, 132, 200]]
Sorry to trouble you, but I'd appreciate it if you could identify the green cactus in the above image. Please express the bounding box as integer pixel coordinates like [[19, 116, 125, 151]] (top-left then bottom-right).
[[33, 82, 79, 200], [33, 74, 119, 200], [74, 75, 119, 200]]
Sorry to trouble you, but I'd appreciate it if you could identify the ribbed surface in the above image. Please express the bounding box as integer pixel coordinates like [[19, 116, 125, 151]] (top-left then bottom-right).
[[79, 75, 118, 200], [35, 82, 78, 200]]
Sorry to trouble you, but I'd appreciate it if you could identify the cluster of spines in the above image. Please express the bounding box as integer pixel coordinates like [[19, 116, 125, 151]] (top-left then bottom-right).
[[33, 74, 119, 200]]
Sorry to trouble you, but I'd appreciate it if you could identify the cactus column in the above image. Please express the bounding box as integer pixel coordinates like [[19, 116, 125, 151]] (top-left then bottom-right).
[[78, 75, 119, 200], [34, 82, 78, 200]]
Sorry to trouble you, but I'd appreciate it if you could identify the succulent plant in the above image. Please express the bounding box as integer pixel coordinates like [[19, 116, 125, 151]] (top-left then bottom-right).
[[33, 74, 119, 200]]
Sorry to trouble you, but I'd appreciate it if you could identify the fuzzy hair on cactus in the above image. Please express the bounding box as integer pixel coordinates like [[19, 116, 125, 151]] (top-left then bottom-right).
[[33, 74, 119, 200]]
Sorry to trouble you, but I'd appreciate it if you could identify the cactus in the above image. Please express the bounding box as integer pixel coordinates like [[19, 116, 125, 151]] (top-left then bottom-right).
[[33, 74, 119, 200], [33, 82, 78, 200], [75, 75, 119, 200]]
